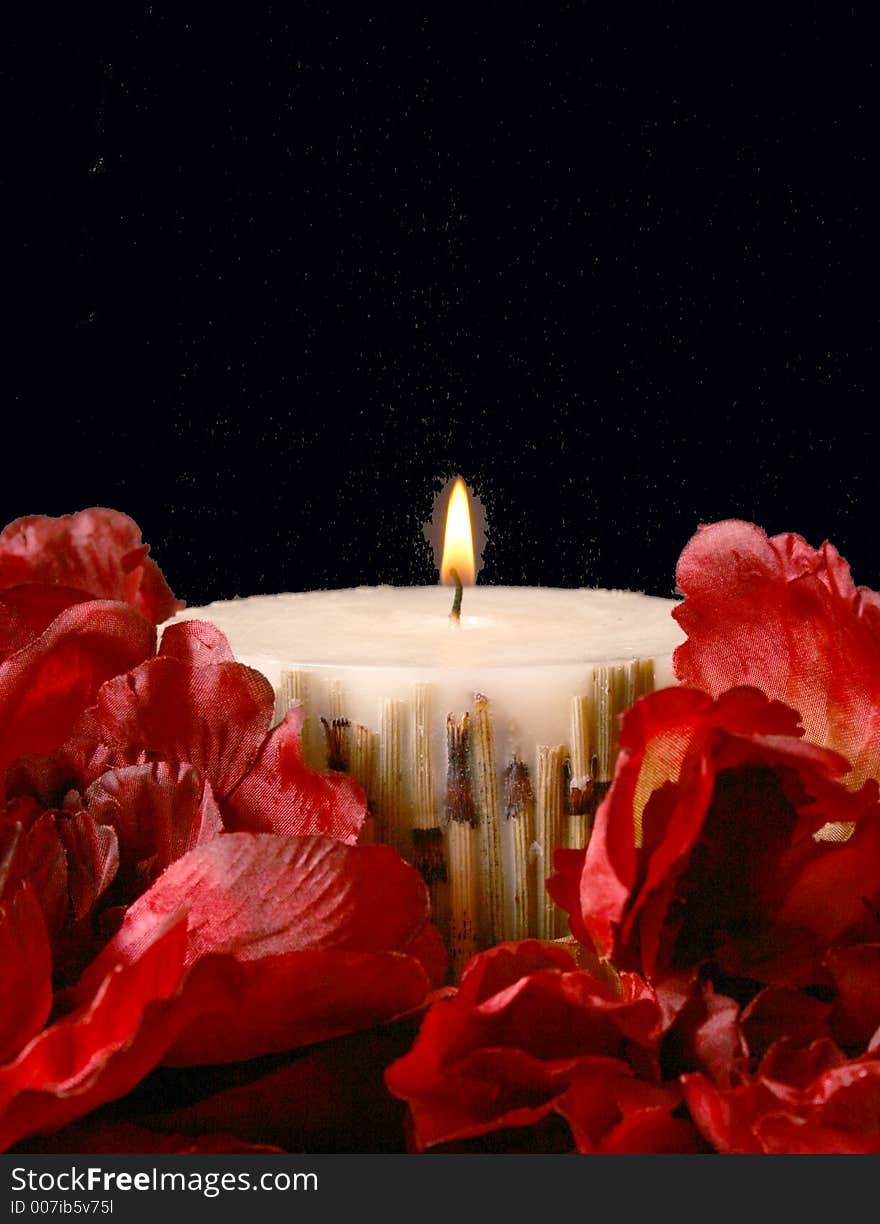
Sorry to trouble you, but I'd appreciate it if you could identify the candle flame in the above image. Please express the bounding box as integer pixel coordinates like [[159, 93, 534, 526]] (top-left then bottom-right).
[[440, 478, 476, 586]]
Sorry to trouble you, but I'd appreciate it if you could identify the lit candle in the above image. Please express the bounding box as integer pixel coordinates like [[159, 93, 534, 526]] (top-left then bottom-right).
[[167, 479, 683, 967]]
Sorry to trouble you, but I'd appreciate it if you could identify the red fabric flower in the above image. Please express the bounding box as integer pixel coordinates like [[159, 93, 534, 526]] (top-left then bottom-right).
[[0, 509, 182, 629], [385, 940, 705, 1153], [0, 515, 446, 1152], [673, 520, 880, 789], [548, 686, 880, 991], [682, 1035, 880, 1153]]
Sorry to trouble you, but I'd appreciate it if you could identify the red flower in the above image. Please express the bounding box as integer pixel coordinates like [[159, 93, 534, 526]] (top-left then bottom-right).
[[0, 516, 445, 1152], [682, 1033, 880, 1153], [385, 941, 705, 1153], [673, 520, 880, 789], [548, 686, 880, 991], [0, 509, 182, 630], [1, 827, 443, 1150]]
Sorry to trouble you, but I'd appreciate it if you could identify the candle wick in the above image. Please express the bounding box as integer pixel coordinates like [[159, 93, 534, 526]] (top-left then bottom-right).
[[449, 568, 463, 627]]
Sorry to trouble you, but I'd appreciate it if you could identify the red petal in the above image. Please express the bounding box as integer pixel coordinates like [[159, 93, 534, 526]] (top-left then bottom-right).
[[0, 915, 237, 1152], [758, 1036, 847, 1087], [0, 509, 182, 625], [0, 601, 155, 791], [50, 710, 119, 795], [673, 981, 742, 1084], [93, 657, 274, 799], [0, 584, 97, 638], [558, 1074, 691, 1154], [679, 1072, 766, 1154], [740, 988, 832, 1063], [777, 809, 880, 945], [599, 1112, 709, 1153], [809, 1057, 880, 1137], [76, 834, 435, 1064], [826, 945, 880, 1053], [0, 885, 52, 1064], [56, 811, 119, 921], [389, 1041, 592, 1150], [166, 948, 434, 1064], [546, 849, 592, 948], [683, 1044, 880, 1154], [2, 814, 69, 941], [580, 684, 880, 983], [85, 762, 222, 885], [159, 620, 236, 666], [385, 940, 668, 1151], [580, 687, 717, 960], [82, 835, 431, 966], [756, 1115, 879, 1154], [674, 520, 880, 787], [0, 600, 34, 660], [406, 921, 449, 989], [455, 939, 579, 1008], [223, 708, 367, 843]]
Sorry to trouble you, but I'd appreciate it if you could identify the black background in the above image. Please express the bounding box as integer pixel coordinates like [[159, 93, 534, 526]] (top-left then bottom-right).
[[5, 6, 876, 607]]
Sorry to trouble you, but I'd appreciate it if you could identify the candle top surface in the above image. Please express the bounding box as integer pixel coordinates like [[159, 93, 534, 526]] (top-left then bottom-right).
[[170, 586, 684, 670]]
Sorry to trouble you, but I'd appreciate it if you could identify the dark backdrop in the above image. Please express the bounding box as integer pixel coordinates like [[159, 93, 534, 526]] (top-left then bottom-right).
[[5, 7, 876, 606]]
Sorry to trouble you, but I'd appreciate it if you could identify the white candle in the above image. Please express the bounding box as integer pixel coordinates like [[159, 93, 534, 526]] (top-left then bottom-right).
[[169, 583, 681, 759], [165, 480, 682, 961], [167, 584, 682, 955]]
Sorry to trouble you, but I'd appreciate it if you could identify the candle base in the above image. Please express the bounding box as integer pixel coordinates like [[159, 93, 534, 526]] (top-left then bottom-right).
[[273, 655, 659, 974]]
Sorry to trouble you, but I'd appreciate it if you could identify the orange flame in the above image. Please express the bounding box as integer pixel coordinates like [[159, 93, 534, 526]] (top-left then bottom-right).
[[440, 478, 476, 586]]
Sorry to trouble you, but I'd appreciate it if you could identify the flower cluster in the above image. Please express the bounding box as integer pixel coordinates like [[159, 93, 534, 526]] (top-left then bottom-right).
[[3, 510, 879, 1154], [387, 521, 880, 1153], [0, 509, 444, 1153]]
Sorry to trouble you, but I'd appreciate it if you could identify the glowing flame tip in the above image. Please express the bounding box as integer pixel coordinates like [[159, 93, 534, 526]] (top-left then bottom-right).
[[440, 477, 476, 586]]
